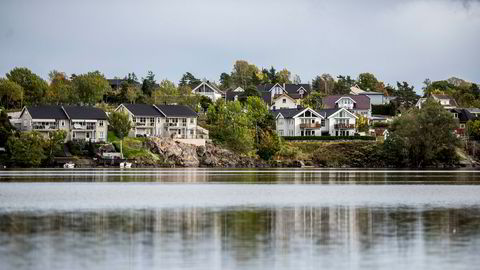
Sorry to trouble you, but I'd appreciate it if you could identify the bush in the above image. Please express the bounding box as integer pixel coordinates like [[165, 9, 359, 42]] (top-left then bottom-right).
[[282, 136, 376, 141], [372, 104, 396, 116], [372, 122, 390, 128]]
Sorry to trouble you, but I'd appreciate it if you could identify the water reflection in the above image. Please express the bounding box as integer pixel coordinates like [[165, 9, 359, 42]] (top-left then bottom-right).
[[1, 169, 480, 184], [1, 206, 479, 269]]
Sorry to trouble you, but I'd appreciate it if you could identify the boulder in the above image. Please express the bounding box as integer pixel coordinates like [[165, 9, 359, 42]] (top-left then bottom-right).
[[145, 137, 199, 167]]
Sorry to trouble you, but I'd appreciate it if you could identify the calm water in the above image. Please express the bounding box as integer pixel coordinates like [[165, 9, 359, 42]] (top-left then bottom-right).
[[1, 169, 480, 270]]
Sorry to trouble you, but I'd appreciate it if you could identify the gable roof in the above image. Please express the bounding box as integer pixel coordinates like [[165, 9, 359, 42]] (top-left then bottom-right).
[[155, 105, 197, 117], [270, 107, 305, 119], [432, 94, 458, 107], [257, 83, 310, 95], [322, 95, 371, 110], [120, 104, 164, 116], [315, 108, 346, 118], [63, 106, 108, 120], [192, 82, 224, 94], [450, 108, 477, 123], [226, 90, 244, 101], [22, 105, 68, 119]]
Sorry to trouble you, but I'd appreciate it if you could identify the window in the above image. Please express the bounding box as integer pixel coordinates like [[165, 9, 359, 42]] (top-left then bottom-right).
[[98, 121, 104, 127], [99, 131, 104, 138], [282, 98, 286, 104], [460, 124, 465, 128], [321, 119, 325, 127], [61, 120, 65, 127], [453, 113, 458, 118], [190, 118, 194, 124], [190, 130, 194, 135]]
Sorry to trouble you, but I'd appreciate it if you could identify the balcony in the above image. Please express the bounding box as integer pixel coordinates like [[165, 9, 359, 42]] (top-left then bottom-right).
[[72, 123, 95, 130], [334, 123, 355, 129], [136, 122, 154, 127], [300, 123, 322, 129], [167, 123, 187, 128], [33, 125, 58, 130]]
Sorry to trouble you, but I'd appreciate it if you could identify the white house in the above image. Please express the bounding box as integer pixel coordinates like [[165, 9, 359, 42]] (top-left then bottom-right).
[[271, 107, 357, 137], [191, 82, 224, 102], [18, 105, 108, 142], [115, 104, 199, 139], [258, 83, 310, 106], [415, 94, 458, 109], [323, 95, 371, 119], [270, 94, 298, 110]]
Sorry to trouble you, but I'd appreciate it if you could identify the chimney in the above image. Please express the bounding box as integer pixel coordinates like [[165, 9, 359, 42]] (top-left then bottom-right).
[[283, 83, 286, 89]]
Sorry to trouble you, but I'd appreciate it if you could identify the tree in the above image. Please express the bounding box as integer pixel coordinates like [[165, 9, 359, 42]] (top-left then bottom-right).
[[126, 85, 141, 103], [467, 120, 480, 140], [109, 111, 132, 139], [0, 110, 15, 147], [7, 132, 46, 167], [356, 114, 369, 133], [357, 72, 381, 92], [239, 86, 260, 103], [152, 79, 178, 104], [179, 72, 201, 89], [141, 71, 157, 97], [44, 130, 66, 163], [334, 75, 355, 94], [392, 81, 419, 111], [219, 72, 233, 90], [199, 96, 213, 112], [292, 74, 301, 84], [72, 71, 109, 105], [256, 130, 281, 160], [301, 92, 324, 109], [47, 70, 75, 104], [268, 66, 277, 83], [231, 60, 259, 89], [6, 67, 48, 105], [386, 99, 459, 167], [0, 78, 23, 109], [312, 74, 336, 94], [276, 69, 292, 84]]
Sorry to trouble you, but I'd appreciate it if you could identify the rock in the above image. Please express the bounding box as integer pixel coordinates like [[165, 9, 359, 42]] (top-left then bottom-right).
[[145, 137, 199, 167]]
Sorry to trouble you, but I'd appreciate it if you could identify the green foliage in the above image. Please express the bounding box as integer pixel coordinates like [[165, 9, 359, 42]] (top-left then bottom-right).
[[334, 75, 355, 94], [231, 60, 260, 89], [6, 67, 48, 105], [219, 72, 233, 90], [390, 81, 419, 111], [372, 103, 396, 116], [179, 72, 201, 89], [282, 136, 376, 141], [199, 96, 213, 112], [311, 142, 385, 168], [357, 72, 382, 92], [372, 122, 390, 128], [356, 114, 369, 132], [467, 120, 480, 140], [312, 74, 335, 94], [256, 130, 281, 160], [72, 71, 109, 105], [46, 70, 76, 104], [108, 111, 132, 139], [141, 71, 157, 97], [7, 132, 46, 167], [301, 92, 324, 109], [44, 130, 66, 163], [387, 99, 459, 167], [0, 78, 23, 109], [0, 110, 15, 147]]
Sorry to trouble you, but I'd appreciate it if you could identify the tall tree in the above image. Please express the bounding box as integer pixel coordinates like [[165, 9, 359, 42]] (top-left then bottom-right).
[[392, 81, 419, 110], [276, 69, 292, 84], [7, 132, 46, 167], [312, 74, 335, 94], [141, 71, 157, 97], [357, 72, 381, 92], [6, 67, 48, 105], [152, 79, 178, 104], [333, 75, 355, 94], [47, 70, 75, 104], [179, 72, 201, 89], [231, 60, 259, 89], [72, 71, 109, 105], [0, 78, 23, 109], [219, 72, 233, 90]]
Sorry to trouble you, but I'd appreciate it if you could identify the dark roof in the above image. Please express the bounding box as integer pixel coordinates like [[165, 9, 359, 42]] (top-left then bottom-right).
[[24, 105, 68, 119], [450, 108, 477, 123], [63, 106, 108, 120], [155, 105, 197, 117], [121, 104, 163, 116], [316, 108, 345, 118], [225, 90, 244, 101], [270, 107, 305, 119], [322, 95, 371, 110], [108, 79, 141, 87], [257, 84, 311, 95], [192, 82, 224, 94]]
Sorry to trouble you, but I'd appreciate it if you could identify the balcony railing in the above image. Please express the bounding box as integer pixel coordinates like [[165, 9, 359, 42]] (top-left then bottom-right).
[[334, 123, 355, 129], [136, 122, 154, 127], [33, 125, 58, 130], [167, 123, 187, 128], [300, 123, 322, 129]]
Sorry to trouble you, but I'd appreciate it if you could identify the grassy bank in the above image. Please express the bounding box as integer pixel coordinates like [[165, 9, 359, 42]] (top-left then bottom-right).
[[108, 132, 162, 165]]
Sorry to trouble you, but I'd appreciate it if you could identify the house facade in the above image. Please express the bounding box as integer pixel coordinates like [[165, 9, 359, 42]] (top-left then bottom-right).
[[322, 95, 372, 118], [258, 83, 310, 107], [18, 105, 108, 142], [115, 104, 198, 139], [191, 82, 224, 102], [349, 85, 396, 105], [416, 94, 459, 109], [271, 107, 357, 137]]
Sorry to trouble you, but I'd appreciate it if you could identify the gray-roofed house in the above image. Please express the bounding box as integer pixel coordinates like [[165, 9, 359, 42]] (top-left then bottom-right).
[[257, 83, 310, 108], [271, 107, 357, 137], [322, 95, 372, 118], [450, 108, 479, 137], [115, 104, 200, 139], [18, 105, 108, 142]]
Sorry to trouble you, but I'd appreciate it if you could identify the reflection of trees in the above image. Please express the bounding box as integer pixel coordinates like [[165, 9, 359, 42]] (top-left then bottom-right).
[[1, 206, 480, 265]]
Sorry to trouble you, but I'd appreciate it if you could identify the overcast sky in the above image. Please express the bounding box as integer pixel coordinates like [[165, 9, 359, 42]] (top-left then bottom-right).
[[0, 0, 479, 92]]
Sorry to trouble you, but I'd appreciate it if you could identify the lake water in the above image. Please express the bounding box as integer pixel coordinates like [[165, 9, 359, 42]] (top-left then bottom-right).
[[1, 169, 480, 270]]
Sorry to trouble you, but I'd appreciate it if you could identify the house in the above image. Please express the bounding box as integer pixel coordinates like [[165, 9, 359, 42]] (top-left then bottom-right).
[[107, 78, 142, 90], [271, 107, 357, 137], [322, 95, 372, 118], [450, 108, 478, 137], [115, 104, 198, 139], [416, 94, 458, 109], [18, 105, 108, 142], [270, 94, 298, 110], [225, 87, 245, 101], [257, 83, 310, 108], [350, 85, 395, 105], [191, 82, 224, 102]]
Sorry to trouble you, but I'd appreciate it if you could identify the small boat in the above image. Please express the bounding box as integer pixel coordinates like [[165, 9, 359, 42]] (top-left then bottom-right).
[[63, 162, 75, 169], [120, 162, 132, 168]]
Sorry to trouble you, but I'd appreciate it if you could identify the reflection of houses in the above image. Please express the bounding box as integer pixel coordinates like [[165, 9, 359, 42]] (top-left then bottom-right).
[[115, 103, 200, 139], [323, 95, 372, 118], [271, 107, 357, 137], [416, 94, 458, 109], [192, 81, 224, 102], [18, 105, 108, 142]]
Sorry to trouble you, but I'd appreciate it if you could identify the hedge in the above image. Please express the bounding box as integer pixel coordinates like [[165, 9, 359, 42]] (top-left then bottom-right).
[[283, 136, 376, 141], [372, 104, 396, 116]]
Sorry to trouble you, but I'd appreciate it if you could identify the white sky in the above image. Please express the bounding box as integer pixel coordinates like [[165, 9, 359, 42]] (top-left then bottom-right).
[[0, 0, 479, 92]]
